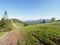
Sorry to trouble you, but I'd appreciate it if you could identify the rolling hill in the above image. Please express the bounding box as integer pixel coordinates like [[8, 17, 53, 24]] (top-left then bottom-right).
[[17, 22, 60, 45], [0, 22, 60, 45], [11, 19, 27, 27]]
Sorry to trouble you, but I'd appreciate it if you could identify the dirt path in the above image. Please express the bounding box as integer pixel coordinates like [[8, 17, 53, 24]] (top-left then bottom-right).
[[0, 32, 17, 45], [0, 30, 25, 45]]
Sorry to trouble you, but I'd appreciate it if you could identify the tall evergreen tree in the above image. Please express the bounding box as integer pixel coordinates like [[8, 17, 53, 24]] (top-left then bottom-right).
[[43, 19, 45, 23]]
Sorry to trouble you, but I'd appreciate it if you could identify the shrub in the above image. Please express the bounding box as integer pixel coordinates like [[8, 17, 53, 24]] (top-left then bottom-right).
[[0, 18, 13, 31]]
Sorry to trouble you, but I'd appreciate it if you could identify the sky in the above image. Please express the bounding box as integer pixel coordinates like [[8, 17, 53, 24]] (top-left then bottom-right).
[[0, 0, 60, 21]]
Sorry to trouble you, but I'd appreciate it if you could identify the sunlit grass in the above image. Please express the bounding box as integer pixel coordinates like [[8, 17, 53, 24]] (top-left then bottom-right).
[[0, 32, 5, 36], [18, 22, 60, 45]]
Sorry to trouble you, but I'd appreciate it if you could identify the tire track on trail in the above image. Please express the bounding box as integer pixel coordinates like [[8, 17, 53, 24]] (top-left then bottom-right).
[[0, 30, 25, 45]]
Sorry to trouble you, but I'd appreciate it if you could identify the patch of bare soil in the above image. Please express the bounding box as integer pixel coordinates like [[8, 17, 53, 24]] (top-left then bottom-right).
[[0, 30, 25, 45]]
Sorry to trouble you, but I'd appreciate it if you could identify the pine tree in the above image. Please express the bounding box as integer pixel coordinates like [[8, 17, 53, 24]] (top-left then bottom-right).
[[43, 19, 45, 23]]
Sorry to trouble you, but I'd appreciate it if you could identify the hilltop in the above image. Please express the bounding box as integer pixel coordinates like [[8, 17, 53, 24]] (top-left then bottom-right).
[[11, 19, 27, 27]]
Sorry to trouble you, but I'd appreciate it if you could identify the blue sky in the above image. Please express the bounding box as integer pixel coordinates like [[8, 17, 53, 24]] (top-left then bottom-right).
[[0, 0, 60, 20]]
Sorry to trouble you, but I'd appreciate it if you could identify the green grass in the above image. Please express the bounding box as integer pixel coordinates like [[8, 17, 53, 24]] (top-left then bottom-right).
[[0, 32, 5, 36], [18, 22, 60, 45], [0, 22, 60, 45]]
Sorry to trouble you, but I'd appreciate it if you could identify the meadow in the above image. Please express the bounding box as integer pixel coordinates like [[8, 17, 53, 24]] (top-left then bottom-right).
[[0, 22, 60, 45], [18, 22, 60, 45]]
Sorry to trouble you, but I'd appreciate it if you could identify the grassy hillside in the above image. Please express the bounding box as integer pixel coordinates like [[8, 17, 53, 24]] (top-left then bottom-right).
[[11, 19, 26, 27], [0, 22, 60, 45], [17, 22, 60, 45]]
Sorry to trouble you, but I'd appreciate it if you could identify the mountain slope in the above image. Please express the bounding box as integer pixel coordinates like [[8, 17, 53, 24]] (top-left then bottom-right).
[[0, 22, 60, 45]]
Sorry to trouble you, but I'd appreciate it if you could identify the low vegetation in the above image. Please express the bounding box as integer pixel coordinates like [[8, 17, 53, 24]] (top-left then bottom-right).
[[0, 18, 14, 31], [0, 16, 60, 45], [0, 11, 60, 45], [0, 32, 5, 36], [17, 22, 60, 45]]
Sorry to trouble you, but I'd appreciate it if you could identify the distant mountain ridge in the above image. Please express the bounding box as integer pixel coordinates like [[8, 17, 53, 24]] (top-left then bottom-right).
[[24, 19, 51, 24]]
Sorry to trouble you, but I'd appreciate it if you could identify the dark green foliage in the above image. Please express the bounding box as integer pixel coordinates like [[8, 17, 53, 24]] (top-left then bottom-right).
[[51, 17, 56, 22], [57, 20, 60, 22], [42, 19, 45, 23], [24, 23, 28, 26], [0, 18, 13, 31]]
